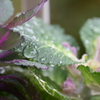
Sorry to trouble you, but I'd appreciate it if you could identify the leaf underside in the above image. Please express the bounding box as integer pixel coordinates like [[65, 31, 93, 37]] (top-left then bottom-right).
[[0, 27, 23, 50], [5, 0, 48, 29]]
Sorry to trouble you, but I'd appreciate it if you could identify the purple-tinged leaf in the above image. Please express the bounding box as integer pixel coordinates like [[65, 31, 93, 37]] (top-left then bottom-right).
[[0, 50, 23, 61], [0, 50, 14, 59], [5, 0, 48, 29], [0, 75, 42, 100], [96, 67, 100, 72], [0, 97, 6, 100], [0, 27, 24, 50], [2, 59, 48, 69]]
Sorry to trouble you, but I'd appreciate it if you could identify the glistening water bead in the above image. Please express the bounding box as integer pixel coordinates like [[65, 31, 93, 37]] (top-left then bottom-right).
[[24, 45, 38, 58]]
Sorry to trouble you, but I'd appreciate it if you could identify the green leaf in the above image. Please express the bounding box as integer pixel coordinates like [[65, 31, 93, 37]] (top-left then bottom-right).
[[90, 96, 100, 100], [28, 67, 75, 100], [0, 0, 14, 25], [0, 66, 42, 100], [80, 18, 100, 58], [2, 66, 75, 100], [14, 17, 80, 67], [78, 65, 100, 91]]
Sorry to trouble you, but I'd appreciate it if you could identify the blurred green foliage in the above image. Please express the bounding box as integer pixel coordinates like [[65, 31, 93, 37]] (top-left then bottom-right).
[[50, 0, 100, 56]]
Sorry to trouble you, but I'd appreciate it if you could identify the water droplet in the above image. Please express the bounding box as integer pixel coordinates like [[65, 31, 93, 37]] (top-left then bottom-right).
[[50, 55, 53, 58], [35, 45, 38, 49], [85, 40, 89, 44], [78, 95, 81, 98], [25, 23, 30, 27], [49, 62, 51, 64], [25, 28, 34, 33], [3, 9, 6, 13], [24, 45, 38, 58], [59, 61, 62, 64], [41, 58, 46, 62], [58, 54, 61, 57], [50, 65, 55, 67], [0, 67, 5, 74], [19, 26, 24, 30]]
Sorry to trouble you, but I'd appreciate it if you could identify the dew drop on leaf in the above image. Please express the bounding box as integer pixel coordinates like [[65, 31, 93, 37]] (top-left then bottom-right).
[[41, 57, 47, 62], [0, 67, 5, 74], [3, 9, 6, 13], [50, 65, 55, 67], [59, 61, 62, 64], [24, 45, 38, 58]]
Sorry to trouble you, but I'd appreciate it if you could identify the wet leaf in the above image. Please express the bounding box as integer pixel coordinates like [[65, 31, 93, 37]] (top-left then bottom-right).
[[14, 17, 80, 67]]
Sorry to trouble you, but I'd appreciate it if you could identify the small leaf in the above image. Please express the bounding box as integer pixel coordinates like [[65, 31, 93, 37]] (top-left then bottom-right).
[[78, 65, 100, 91], [80, 18, 100, 58], [0, 27, 23, 50], [5, 0, 48, 29], [0, 0, 14, 25]]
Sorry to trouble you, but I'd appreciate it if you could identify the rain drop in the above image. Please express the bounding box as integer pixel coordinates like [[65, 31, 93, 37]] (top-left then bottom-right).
[[50, 56, 53, 58], [49, 62, 51, 64], [58, 54, 61, 57], [0, 67, 5, 74], [85, 40, 89, 44], [3, 9, 6, 13], [50, 65, 55, 67], [41, 58, 46, 62], [24, 46, 38, 58], [59, 61, 62, 64]]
